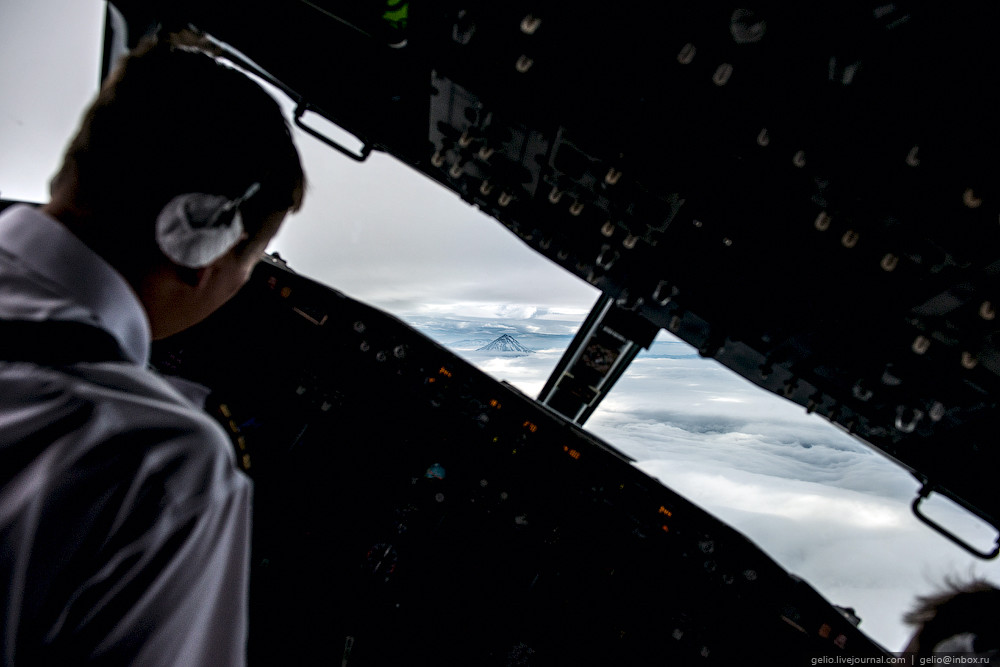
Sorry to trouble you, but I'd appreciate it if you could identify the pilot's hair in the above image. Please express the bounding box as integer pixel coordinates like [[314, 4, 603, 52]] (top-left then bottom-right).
[[902, 577, 1000, 656], [49, 31, 305, 275]]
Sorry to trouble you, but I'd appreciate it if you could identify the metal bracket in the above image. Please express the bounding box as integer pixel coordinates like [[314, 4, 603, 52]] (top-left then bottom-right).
[[294, 102, 372, 162], [911, 485, 1000, 560]]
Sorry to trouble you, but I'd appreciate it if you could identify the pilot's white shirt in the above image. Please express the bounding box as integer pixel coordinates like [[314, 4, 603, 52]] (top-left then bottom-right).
[[0, 205, 251, 666]]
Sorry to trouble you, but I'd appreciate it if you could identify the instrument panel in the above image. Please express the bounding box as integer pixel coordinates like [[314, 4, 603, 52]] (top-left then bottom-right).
[[152, 257, 889, 664]]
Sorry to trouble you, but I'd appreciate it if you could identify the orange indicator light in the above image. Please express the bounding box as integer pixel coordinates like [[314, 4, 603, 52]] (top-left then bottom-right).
[[489, 399, 502, 409], [658, 506, 673, 517], [522, 421, 538, 433], [661, 524, 670, 533], [567, 449, 581, 460], [818, 624, 831, 639], [280, 287, 292, 298], [438, 367, 453, 378], [241, 454, 251, 469]]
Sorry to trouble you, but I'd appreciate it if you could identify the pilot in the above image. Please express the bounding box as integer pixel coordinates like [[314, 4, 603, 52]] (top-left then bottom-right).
[[901, 578, 1000, 661], [0, 32, 305, 665]]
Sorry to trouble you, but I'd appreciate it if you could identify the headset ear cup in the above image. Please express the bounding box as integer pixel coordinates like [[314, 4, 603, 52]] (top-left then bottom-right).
[[156, 193, 246, 268]]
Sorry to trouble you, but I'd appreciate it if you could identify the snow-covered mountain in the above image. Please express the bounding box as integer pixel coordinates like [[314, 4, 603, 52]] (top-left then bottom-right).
[[476, 334, 533, 353]]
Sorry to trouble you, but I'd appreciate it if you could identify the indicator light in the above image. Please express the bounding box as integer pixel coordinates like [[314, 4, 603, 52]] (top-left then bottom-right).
[[438, 367, 453, 378], [522, 420, 538, 433], [241, 454, 251, 470], [489, 398, 502, 409], [661, 525, 670, 533], [280, 286, 292, 298], [658, 505, 673, 517]]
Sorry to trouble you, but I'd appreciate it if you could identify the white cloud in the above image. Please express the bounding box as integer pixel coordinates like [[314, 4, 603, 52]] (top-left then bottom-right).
[[445, 341, 1000, 652]]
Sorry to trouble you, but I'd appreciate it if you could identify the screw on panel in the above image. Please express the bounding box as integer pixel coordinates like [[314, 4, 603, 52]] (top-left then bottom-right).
[[911, 335, 930, 355], [478, 145, 494, 160], [852, 381, 873, 401], [605, 167, 622, 185], [548, 186, 563, 204], [980, 301, 996, 321], [596, 245, 618, 270], [653, 280, 677, 305], [963, 188, 983, 208], [601, 221, 615, 237], [431, 151, 446, 167], [814, 211, 831, 231], [622, 234, 638, 250], [961, 351, 978, 369], [569, 201, 585, 216], [757, 128, 770, 147], [905, 146, 920, 166], [515, 55, 534, 73], [677, 43, 697, 65], [792, 150, 806, 168], [498, 191, 513, 207], [722, 237, 733, 247], [841, 230, 860, 248], [881, 253, 899, 271], [929, 401, 946, 422], [458, 131, 473, 147], [895, 406, 922, 434], [479, 180, 494, 196], [449, 161, 465, 178], [712, 63, 734, 86], [520, 14, 541, 34], [730, 8, 767, 44]]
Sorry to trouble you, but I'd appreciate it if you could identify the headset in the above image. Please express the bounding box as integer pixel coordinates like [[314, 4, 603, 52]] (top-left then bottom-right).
[[155, 181, 261, 269]]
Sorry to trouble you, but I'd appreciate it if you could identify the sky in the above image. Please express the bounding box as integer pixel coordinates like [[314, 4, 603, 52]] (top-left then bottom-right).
[[3, 0, 1000, 652]]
